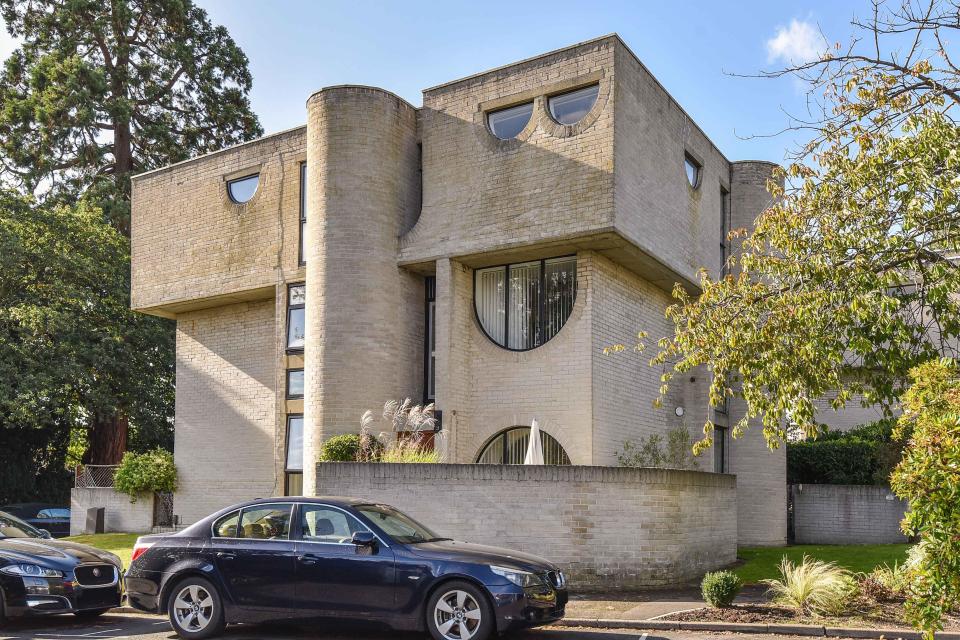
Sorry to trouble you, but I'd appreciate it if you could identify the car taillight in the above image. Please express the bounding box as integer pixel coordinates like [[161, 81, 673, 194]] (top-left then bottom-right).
[[130, 539, 155, 563]]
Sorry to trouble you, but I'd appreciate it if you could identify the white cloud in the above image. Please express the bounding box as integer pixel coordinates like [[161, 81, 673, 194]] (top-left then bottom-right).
[[766, 19, 827, 65]]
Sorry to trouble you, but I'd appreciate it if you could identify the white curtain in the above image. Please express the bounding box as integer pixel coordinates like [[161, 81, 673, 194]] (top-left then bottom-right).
[[476, 267, 505, 344], [507, 261, 541, 350]]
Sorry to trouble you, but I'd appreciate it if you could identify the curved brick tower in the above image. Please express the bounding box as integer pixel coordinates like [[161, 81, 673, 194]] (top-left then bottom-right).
[[302, 86, 423, 494]]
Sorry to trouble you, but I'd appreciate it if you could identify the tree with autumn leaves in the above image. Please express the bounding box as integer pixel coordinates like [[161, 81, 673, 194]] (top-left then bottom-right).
[[644, 2, 960, 635]]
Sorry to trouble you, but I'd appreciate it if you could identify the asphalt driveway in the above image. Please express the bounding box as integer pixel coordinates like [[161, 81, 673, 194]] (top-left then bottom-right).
[[0, 611, 842, 640]]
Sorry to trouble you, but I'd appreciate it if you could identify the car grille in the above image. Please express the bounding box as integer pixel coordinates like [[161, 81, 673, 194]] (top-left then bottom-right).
[[74, 564, 116, 587], [77, 587, 120, 610], [543, 570, 566, 589]]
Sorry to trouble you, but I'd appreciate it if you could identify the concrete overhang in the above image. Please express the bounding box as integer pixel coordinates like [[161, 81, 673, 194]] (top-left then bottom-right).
[[132, 284, 275, 319]]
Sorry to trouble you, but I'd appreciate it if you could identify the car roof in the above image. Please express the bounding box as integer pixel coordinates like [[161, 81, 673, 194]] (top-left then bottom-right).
[[245, 496, 373, 507]]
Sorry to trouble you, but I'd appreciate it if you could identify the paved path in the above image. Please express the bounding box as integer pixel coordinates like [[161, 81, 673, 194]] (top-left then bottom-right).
[[0, 611, 827, 640], [568, 586, 768, 621]]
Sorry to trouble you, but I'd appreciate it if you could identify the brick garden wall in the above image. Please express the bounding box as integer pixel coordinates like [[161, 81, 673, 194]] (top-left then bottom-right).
[[316, 463, 737, 589], [791, 484, 909, 544]]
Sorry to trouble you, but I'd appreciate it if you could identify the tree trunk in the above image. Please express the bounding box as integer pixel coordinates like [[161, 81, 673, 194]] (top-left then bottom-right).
[[84, 411, 128, 465]]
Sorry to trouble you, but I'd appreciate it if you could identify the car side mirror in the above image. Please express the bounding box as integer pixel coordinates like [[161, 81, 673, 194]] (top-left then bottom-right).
[[39, 529, 52, 539], [351, 531, 376, 548]]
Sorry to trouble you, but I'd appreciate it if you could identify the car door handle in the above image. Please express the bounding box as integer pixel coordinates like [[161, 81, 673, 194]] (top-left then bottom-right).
[[297, 553, 320, 565], [216, 552, 235, 560]]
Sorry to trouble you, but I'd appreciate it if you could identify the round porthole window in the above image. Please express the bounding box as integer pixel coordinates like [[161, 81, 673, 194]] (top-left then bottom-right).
[[227, 173, 260, 204], [548, 84, 599, 126]]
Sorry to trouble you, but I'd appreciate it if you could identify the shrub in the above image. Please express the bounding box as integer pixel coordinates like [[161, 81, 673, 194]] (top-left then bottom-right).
[[113, 449, 177, 501], [763, 556, 858, 616], [701, 570, 742, 607], [380, 441, 441, 463], [318, 434, 361, 462], [617, 426, 699, 469], [787, 418, 904, 485], [890, 359, 960, 638]]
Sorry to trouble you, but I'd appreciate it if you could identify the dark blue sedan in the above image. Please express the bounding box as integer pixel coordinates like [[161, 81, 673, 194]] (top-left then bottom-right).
[[125, 497, 567, 640]]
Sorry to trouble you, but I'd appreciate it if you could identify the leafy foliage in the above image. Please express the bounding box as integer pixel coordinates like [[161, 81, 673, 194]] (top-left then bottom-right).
[[318, 434, 362, 463], [380, 438, 441, 463], [0, 192, 173, 472], [0, 0, 262, 229], [113, 448, 177, 500], [701, 570, 742, 607], [890, 360, 960, 638], [616, 426, 700, 469], [763, 556, 858, 616], [787, 419, 905, 485]]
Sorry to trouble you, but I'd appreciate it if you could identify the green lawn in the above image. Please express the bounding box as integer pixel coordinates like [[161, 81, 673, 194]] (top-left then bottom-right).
[[64, 533, 141, 570], [735, 544, 912, 584]]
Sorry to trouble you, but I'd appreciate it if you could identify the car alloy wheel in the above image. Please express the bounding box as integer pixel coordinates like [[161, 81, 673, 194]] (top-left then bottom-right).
[[167, 577, 225, 640], [433, 589, 483, 640], [173, 584, 214, 632]]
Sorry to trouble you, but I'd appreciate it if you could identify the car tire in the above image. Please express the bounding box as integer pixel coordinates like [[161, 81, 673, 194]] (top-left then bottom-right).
[[74, 608, 110, 618], [167, 577, 226, 640], [426, 580, 494, 640]]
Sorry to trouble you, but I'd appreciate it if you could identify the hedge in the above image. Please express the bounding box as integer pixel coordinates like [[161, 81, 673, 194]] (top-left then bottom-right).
[[787, 419, 903, 485]]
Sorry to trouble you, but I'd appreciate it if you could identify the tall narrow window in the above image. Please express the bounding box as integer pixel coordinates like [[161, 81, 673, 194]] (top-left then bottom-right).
[[475, 256, 576, 351], [299, 163, 307, 265], [285, 415, 304, 495], [714, 425, 727, 473], [424, 277, 436, 402], [720, 187, 730, 274], [286, 284, 305, 351]]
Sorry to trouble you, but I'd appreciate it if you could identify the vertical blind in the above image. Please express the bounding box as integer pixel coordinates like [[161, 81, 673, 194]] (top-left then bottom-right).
[[475, 256, 576, 350], [476, 427, 571, 465]]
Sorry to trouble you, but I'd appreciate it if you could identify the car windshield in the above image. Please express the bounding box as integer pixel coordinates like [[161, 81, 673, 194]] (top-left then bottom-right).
[[355, 504, 448, 544], [0, 511, 43, 539]]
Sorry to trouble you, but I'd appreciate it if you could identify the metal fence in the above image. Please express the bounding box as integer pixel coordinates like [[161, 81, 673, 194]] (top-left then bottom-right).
[[74, 465, 119, 488]]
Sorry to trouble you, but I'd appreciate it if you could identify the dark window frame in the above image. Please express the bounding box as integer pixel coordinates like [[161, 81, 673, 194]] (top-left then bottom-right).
[[684, 153, 702, 189], [714, 425, 728, 473], [475, 426, 572, 465], [423, 276, 436, 403], [285, 414, 304, 496], [227, 173, 260, 204], [486, 101, 534, 140], [298, 162, 307, 266], [286, 283, 305, 353], [720, 186, 730, 274], [473, 255, 577, 353], [546, 83, 600, 126], [286, 368, 304, 399]]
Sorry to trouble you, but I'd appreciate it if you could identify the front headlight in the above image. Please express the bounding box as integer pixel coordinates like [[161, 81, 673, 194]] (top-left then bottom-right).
[[0, 563, 64, 578], [489, 565, 544, 588]]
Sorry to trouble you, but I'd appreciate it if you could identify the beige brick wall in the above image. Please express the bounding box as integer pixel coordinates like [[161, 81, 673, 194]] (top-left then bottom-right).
[[174, 300, 278, 523], [613, 42, 729, 287], [400, 38, 616, 266], [317, 463, 737, 588], [590, 252, 705, 465], [435, 255, 593, 464], [131, 127, 306, 315], [302, 86, 424, 493]]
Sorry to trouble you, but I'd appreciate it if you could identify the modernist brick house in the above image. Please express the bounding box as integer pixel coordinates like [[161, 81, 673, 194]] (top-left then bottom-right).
[[131, 35, 789, 545]]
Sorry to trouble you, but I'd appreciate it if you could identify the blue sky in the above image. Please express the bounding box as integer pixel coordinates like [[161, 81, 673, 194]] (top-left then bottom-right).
[[193, 0, 866, 163], [0, 1, 867, 163]]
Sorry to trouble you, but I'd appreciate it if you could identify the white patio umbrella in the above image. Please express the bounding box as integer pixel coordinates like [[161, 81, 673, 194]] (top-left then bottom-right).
[[524, 419, 545, 465]]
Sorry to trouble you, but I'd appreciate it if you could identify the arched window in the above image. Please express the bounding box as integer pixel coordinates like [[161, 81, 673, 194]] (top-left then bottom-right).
[[227, 173, 259, 203], [476, 427, 571, 465], [487, 102, 533, 140]]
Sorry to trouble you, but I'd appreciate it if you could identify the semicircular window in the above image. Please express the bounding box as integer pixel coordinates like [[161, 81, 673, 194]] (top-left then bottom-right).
[[487, 102, 534, 140], [227, 173, 260, 204], [476, 427, 571, 465], [548, 84, 599, 126], [475, 256, 576, 351]]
